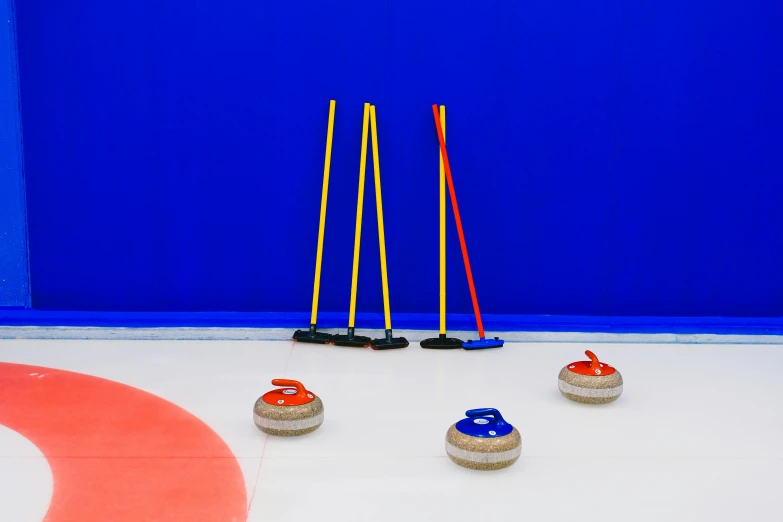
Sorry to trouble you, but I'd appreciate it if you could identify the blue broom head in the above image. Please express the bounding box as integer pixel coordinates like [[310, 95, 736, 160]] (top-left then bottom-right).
[[462, 337, 504, 350]]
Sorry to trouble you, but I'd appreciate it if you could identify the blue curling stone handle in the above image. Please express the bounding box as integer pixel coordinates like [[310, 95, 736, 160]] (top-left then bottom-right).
[[455, 408, 514, 438]]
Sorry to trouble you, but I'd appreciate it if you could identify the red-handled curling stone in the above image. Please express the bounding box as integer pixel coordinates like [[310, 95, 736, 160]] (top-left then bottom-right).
[[558, 350, 623, 404], [253, 379, 324, 436]]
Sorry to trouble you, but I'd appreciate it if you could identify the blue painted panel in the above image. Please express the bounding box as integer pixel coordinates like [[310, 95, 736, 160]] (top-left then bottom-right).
[[14, 0, 783, 316], [0, 0, 29, 307]]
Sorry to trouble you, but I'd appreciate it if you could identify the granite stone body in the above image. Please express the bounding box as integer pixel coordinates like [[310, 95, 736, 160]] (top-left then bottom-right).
[[253, 395, 324, 436], [558, 366, 623, 404], [445, 424, 521, 470]]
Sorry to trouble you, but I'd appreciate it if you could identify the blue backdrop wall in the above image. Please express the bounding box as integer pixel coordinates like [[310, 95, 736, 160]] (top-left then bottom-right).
[[0, 0, 29, 308], [14, 0, 783, 317]]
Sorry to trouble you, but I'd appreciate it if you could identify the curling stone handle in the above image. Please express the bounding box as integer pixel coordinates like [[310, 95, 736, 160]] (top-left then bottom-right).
[[465, 408, 506, 424], [271, 379, 307, 396], [585, 350, 601, 373]]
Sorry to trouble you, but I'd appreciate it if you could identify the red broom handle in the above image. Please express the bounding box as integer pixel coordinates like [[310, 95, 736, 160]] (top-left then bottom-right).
[[431, 105, 485, 339]]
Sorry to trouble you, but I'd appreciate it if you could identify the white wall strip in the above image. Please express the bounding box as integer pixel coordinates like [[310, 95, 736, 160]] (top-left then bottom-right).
[[2, 326, 783, 344]]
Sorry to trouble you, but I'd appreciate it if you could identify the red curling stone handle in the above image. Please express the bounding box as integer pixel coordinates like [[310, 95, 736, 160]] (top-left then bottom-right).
[[271, 379, 307, 397], [585, 350, 601, 373]]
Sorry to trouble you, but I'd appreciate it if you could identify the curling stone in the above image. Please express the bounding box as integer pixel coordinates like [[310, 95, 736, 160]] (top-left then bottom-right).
[[445, 408, 521, 471], [253, 379, 324, 436], [558, 350, 623, 404]]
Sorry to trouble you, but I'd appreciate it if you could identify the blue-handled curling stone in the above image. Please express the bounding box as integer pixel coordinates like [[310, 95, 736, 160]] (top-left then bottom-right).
[[445, 408, 521, 470]]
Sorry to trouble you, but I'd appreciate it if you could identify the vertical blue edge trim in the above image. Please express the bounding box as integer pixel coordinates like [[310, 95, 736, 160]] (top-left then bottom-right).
[[0, 0, 32, 307]]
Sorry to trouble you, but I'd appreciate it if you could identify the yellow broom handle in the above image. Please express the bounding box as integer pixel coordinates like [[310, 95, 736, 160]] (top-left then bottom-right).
[[310, 99, 336, 326], [439, 105, 446, 334], [348, 103, 371, 328], [369, 105, 392, 331]]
